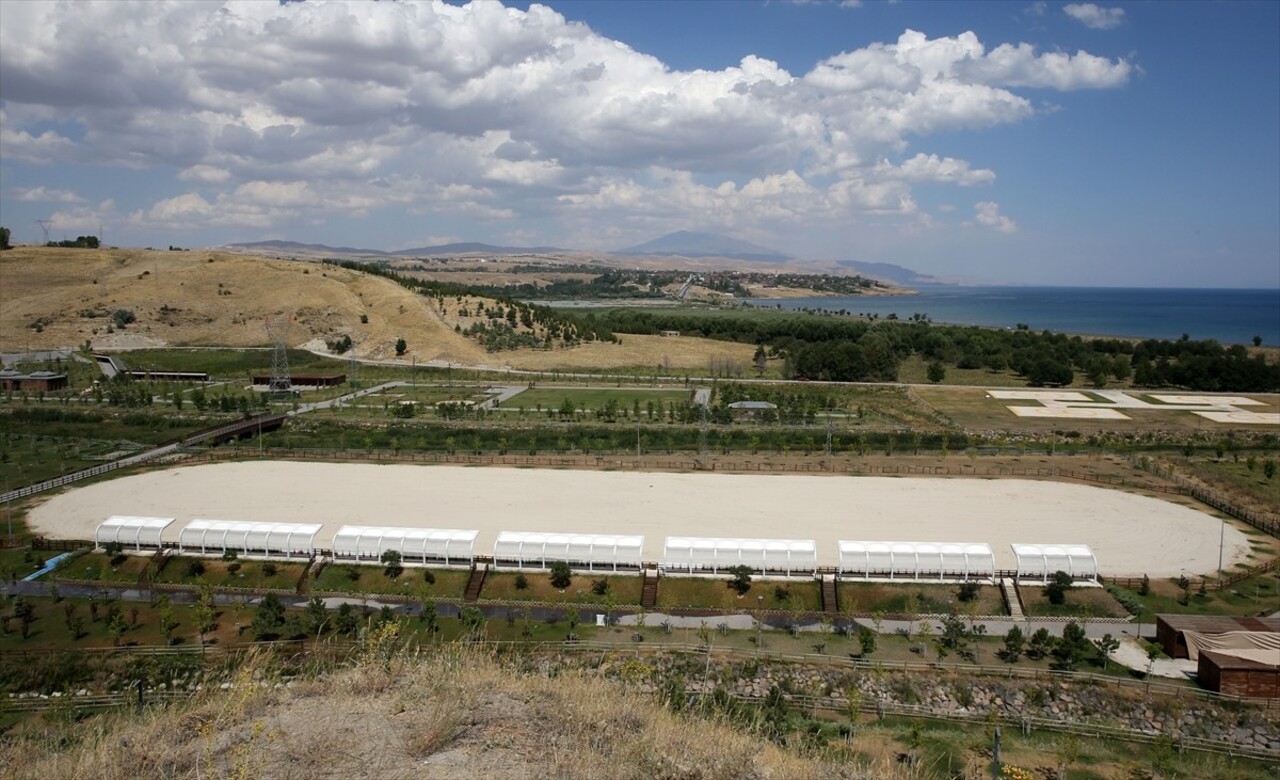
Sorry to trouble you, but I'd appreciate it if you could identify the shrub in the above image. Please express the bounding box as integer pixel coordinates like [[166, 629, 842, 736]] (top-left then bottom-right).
[[221, 549, 238, 562], [185, 559, 206, 577], [726, 565, 753, 596], [423, 570, 436, 585], [262, 562, 278, 577], [549, 561, 571, 590], [591, 578, 610, 596], [227, 562, 242, 574], [514, 573, 529, 590], [956, 582, 980, 603], [1044, 570, 1073, 605]]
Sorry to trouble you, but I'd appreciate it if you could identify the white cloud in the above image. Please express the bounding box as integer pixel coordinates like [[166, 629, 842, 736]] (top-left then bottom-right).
[[974, 201, 1018, 233], [48, 199, 118, 234], [0, 2, 1130, 239], [12, 186, 83, 203], [1064, 4, 1125, 30]]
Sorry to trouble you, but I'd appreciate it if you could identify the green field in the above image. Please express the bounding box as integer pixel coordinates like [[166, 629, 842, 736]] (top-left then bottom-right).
[[482, 570, 644, 606], [311, 562, 470, 598], [655, 575, 822, 612], [499, 386, 692, 412], [836, 582, 1007, 617]]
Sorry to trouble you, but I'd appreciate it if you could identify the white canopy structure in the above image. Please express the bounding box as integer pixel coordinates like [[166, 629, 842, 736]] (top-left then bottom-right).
[[1012, 543, 1098, 582], [95, 516, 175, 551], [331, 526, 478, 566], [492, 531, 644, 571], [178, 519, 321, 558], [662, 536, 818, 575], [838, 541, 994, 581]]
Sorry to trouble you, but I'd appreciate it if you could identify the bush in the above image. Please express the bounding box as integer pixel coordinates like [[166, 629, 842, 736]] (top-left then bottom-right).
[[185, 559, 205, 577], [221, 549, 238, 562], [549, 561, 571, 590], [726, 565, 753, 596], [423, 570, 436, 585], [227, 562, 242, 574], [1044, 570, 1073, 605], [591, 578, 610, 596], [956, 582, 980, 603], [514, 573, 529, 590], [263, 562, 278, 577]]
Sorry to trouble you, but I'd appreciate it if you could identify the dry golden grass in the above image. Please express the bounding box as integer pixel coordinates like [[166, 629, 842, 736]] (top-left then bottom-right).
[[0, 246, 754, 372], [0, 628, 913, 780]]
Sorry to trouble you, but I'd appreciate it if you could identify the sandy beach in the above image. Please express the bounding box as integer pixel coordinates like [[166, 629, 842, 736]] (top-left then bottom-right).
[[26, 461, 1252, 577]]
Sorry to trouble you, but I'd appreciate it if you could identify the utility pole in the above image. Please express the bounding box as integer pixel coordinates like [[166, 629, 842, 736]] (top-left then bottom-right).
[[992, 725, 1001, 780]]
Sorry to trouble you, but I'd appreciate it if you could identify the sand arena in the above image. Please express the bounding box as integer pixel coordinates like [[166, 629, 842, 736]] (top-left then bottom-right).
[[26, 461, 1252, 578]]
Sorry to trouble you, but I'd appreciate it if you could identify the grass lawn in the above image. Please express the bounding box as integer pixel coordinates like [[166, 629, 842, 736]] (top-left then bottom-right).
[[152, 556, 307, 590], [0, 594, 243, 653], [1175, 454, 1280, 513], [502, 387, 691, 413], [311, 563, 469, 598], [482, 570, 644, 606], [1110, 573, 1280, 620], [836, 582, 1006, 617], [59, 551, 152, 584], [654, 575, 822, 612], [1019, 584, 1128, 618]]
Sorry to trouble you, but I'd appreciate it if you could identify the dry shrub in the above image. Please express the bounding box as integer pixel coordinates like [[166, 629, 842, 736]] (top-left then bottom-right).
[[2, 642, 917, 780]]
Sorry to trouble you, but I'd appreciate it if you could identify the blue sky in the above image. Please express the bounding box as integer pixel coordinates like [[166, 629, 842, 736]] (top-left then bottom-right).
[[1, 0, 1276, 287]]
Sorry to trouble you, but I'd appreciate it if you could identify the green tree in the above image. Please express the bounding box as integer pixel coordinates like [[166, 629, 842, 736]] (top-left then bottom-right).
[[395, 337, 407, 356], [726, 564, 753, 596], [1265, 460, 1277, 481], [999, 625, 1025, 663], [1044, 570, 1073, 606], [336, 602, 359, 636], [381, 549, 403, 578], [0, 226, 11, 250], [1095, 633, 1120, 671], [857, 626, 877, 657], [157, 595, 179, 645], [1026, 627, 1053, 660], [926, 360, 946, 384], [305, 596, 329, 636], [1051, 621, 1091, 671], [252, 593, 286, 640], [193, 585, 217, 648], [549, 561, 572, 590], [107, 611, 128, 646]]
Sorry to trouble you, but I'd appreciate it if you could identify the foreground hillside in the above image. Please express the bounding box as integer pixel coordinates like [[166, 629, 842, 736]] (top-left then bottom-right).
[[0, 247, 751, 370], [0, 640, 882, 780]]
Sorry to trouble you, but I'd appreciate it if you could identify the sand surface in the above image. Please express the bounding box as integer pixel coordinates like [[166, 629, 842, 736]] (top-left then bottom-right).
[[28, 462, 1253, 577]]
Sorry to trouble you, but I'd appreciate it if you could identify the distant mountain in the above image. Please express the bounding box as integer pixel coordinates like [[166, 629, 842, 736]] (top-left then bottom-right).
[[224, 239, 564, 256], [836, 259, 961, 286], [391, 242, 564, 256], [226, 239, 388, 255], [619, 231, 792, 262]]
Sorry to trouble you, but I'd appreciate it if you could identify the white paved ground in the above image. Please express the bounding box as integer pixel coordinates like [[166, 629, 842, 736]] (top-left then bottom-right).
[[28, 462, 1253, 577]]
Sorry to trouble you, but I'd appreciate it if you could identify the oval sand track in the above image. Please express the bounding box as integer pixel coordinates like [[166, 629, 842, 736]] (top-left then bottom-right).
[[28, 461, 1252, 577]]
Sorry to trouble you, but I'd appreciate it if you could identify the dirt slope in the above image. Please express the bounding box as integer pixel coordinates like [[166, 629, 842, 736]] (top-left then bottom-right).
[[0, 247, 751, 370]]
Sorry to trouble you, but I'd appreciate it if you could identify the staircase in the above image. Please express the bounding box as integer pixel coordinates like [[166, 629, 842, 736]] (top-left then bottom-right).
[[641, 568, 659, 609], [821, 574, 839, 616], [464, 563, 488, 602], [1001, 577, 1025, 620]]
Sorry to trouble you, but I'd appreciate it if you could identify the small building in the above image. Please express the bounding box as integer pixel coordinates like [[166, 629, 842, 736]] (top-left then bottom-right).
[[1156, 614, 1280, 658], [726, 400, 777, 419], [1197, 649, 1280, 699], [659, 330, 681, 337], [0, 368, 69, 392], [251, 373, 346, 388]]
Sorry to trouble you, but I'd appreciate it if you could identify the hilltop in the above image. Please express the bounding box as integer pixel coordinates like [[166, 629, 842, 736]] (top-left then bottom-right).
[[0, 247, 752, 370]]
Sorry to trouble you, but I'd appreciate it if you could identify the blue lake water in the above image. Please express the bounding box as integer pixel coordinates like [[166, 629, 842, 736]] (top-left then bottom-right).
[[758, 286, 1280, 346]]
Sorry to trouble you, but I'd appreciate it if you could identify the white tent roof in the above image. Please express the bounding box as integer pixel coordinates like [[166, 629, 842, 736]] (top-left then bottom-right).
[[1011, 542, 1098, 579], [493, 531, 644, 568], [179, 519, 321, 555], [331, 526, 478, 561], [95, 515, 175, 548], [838, 540, 994, 579], [662, 536, 817, 573]]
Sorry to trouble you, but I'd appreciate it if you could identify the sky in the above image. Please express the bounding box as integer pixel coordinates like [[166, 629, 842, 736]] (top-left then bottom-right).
[[1, 0, 1277, 287]]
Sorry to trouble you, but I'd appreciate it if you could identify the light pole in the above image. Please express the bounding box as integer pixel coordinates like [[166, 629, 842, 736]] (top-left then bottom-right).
[[1217, 517, 1226, 585]]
